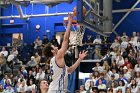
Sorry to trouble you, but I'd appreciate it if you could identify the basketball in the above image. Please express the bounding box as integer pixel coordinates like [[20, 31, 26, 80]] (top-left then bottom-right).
[[73, 6, 86, 16]]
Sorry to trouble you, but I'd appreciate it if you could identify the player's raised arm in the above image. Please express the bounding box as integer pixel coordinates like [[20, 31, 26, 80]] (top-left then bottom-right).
[[68, 50, 88, 73], [57, 14, 73, 59]]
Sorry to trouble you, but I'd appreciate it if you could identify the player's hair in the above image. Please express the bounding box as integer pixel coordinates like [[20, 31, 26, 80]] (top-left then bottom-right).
[[43, 43, 53, 58]]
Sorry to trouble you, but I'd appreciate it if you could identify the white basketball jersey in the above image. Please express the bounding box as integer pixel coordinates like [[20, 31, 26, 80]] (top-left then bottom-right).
[[48, 56, 68, 93]]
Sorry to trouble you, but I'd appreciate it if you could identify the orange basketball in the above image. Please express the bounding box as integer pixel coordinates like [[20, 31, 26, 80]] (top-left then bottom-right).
[[73, 6, 86, 16]]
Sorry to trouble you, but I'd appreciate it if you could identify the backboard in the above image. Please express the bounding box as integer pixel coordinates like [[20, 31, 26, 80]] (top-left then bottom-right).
[[76, 0, 113, 37]]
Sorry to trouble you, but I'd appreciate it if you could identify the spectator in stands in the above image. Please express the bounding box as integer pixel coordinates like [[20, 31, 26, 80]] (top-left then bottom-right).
[[42, 35, 49, 46], [135, 63, 140, 73], [111, 82, 117, 93], [110, 38, 120, 49], [92, 87, 98, 93], [17, 79, 28, 92], [107, 75, 118, 88], [85, 34, 93, 44], [136, 39, 140, 52], [111, 68, 119, 80], [110, 47, 118, 62], [116, 53, 124, 68], [92, 71, 100, 85], [126, 87, 132, 93], [120, 48, 127, 59], [0, 47, 8, 58], [121, 37, 128, 49], [26, 56, 37, 68], [36, 68, 45, 81], [123, 66, 131, 81], [0, 53, 6, 75], [127, 79, 139, 93], [103, 70, 111, 83], [92, 63, 104, 73], [34, 36, 42, 53], [39, 80, 49, 93], [21, 66, 28, 78], [0, 85, 4, 92], [93, 35, 102, 44], [51, 35, 60, 49], [92, 48, 102, 60], [95, 73, 107, 86], [28, 79, 36, 92], [111, 61, 118, 71], [4, 84, 14, 93], [136, 51, 140, 64], [103, 61, 110, 71], [34, 52, 41, 64], [132, 32, 138, 42], [27, 70, 35, 85], [79, 85, 86, 93], [97, 79, 106, 91], [117, 80, 126, 93], [118, 73, 128, 84], [129, 37, 137, 47], [102, 50, 112, 66], [11, 47, 18, 57], [107, 88, 113, 93], [121, 32, 128, 41], [4, 79, 11, 90], [85, 73, 94, 92], [135, 72, 140, 86], [122, 57, 133, 69]]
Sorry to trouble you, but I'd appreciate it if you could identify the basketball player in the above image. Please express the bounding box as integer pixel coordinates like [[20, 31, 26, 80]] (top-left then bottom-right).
[[40, 80, 49, 93], [43, 14, 88, 93]]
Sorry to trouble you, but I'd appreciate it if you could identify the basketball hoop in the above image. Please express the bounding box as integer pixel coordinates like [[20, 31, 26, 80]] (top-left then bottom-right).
[[63, 17, 85, 46]]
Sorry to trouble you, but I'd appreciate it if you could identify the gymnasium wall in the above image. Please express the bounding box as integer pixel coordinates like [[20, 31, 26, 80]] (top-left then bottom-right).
[[0, 0, 140, 46], [0, 2, 76, 46]]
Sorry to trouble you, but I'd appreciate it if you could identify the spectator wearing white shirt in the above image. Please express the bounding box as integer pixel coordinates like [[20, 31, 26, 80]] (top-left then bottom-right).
[[28, 79, 36, 92], [117, 80, 126, 93], [93, 35, 102, 44], [0, 47, 8, 57], [80, 85, 86, 93], [36, 68, 45, 81], [110, 39, 120, 49], [123, 66, 131, 81], [129, 37, 137, 47], [134, 63, 140, 72], [17, 80, 28, 93], [85, 73, 94, 91], [4, 85, 14, 93], [97, 79, 106, 90], [121, 32, 128, 41], [127, 79, 139, 93], [121, 37, 128, 49], [34, 36, 42, 49], [116, 54, 124, 68], [132, 32, 138, 42], [93, 35, 102, 49]]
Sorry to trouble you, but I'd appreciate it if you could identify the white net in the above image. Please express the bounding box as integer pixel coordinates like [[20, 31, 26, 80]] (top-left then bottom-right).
[[64, 23, 85, 46]]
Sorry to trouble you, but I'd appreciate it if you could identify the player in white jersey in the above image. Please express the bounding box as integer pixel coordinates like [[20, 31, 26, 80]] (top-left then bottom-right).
[[43, 14, 88, 93]]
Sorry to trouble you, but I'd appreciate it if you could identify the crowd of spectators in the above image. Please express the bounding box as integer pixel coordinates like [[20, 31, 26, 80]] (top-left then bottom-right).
[[0, 35, 57, 93], [78, 32, 140, 93], [0, 31, 140, 93]]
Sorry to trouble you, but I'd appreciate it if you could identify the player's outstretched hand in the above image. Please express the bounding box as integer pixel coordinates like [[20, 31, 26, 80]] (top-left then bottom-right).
[[79, 50, 88, 60]]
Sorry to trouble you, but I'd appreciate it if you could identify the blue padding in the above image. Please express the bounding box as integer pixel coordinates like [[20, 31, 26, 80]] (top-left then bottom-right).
[[68, 71, 76, 93]]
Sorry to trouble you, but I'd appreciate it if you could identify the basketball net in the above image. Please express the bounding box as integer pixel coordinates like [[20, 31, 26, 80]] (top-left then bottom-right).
[[63, 19, 85, 46]]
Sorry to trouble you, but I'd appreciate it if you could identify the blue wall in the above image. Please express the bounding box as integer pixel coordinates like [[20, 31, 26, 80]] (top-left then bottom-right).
[[0, 0, 140, 45], [0, 2, 76, 46]]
